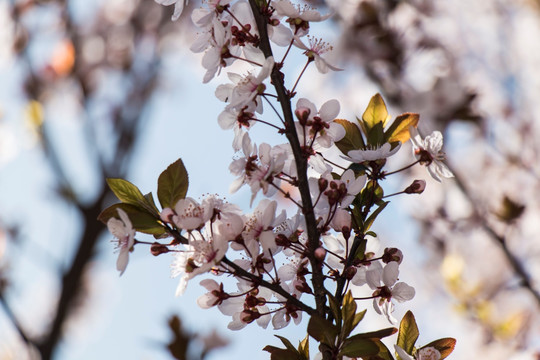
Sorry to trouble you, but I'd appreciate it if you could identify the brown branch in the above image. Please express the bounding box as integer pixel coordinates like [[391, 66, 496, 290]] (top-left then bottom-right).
[[247, 0, 327, 317]]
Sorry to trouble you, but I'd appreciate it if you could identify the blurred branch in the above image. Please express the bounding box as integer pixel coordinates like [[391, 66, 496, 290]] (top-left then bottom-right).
[[448, 164, 540, 307], [0, 294, 31, 346], [5, 1, 166, 359]]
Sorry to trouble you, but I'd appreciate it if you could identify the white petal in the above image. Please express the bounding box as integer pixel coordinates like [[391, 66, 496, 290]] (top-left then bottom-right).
[[394, 345, 415, 360], [197, 293, 217, 309], [382, 261, 399, 287], [116, 249, 129, 276], [319, 99, 340, 121], [392, 282, 416, 302]]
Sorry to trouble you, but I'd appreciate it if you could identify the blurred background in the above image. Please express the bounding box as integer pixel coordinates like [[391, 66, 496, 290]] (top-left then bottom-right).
[[1, 0, 540, 359]]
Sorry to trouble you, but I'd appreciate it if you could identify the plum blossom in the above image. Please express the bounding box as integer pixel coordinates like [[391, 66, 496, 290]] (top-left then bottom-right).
[[310, 170, 365, 215], [344, 142, 401, 163], [273, 0, 333, 37], [216, 56, 275, 114], [417, 347, 442, 360], [242, 199, 286, 257], [155, 0, 187, 21], [229, 135, 287, 204], [107, 208, 136, 276], [295, 98, 344, 149], [173, 197, 208, 230], [226, 279, 273, 330], [367, 261, 415, 323], [394, 345, 441, 360], [410, 127, 454, 182], [191, 0, 233, 28], [200, 19, 239, 83], [293, 35, 342, 73], [171, 229, 229, 296]]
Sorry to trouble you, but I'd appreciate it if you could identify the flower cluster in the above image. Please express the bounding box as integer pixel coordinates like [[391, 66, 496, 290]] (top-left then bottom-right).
[[104, 1, 456, 358]]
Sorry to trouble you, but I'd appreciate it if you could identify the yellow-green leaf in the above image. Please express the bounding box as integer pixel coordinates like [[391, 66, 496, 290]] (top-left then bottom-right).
[[385, 113, 419, 144], [98, 203, 166, 236], [107, 178, 145, 206], [362, 94, 391, 133], [298, 335, 309, 360], [341, 291, 358, 338], [397, 311, 419, 357]]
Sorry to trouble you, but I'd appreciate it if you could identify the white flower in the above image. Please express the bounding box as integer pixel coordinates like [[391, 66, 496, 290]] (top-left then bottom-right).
[[293, 36, 342, 73], [295, 98, 344, 149], [107, 208, 136, 276], [173, 197, 207, 230], [417, 347, 442, 360], [242, 199, 286, 260], [273, 0, 333, 36], [171, 229, 229, 296], [218, 56, 275, 113], [367, 261, 415, 323], [410, 127, 454, 182], [191, 0, 233, 28], [229, 139, 287, 205], [155, 0, 187, 21], [345, 142, 401, 163], [394, 345, 441, 360], [200, 19, 239, 83]]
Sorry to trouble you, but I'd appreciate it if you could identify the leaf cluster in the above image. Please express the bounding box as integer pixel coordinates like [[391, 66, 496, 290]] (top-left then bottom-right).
[[98, 158, 189, 239]]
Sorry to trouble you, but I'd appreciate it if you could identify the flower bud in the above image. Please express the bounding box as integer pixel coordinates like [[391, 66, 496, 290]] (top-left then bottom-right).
[[295, 106, 311, 125], [382, 247, 403, 264], [150, 242, 170, 256], [344, 266, 357, 280], [318, 177, 328, 192], [314, 247, 327, 261], [160, 207, 176, 223], [404, 179, 426, 194]]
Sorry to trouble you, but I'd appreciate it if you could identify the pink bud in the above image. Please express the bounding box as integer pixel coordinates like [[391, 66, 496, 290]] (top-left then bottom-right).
[[314, 247, 327, 261], [295, 106, 311, 125], [404, 179, 426, 194], [160, 207, 176, 223], [150, 242, 170, 256]]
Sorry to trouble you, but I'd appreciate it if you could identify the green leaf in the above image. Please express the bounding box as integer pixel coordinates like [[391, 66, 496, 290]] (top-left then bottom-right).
[[339, 338, 379, 358], [384, 113, 419, 144], [107, 178, 146, 207], [143, 192, 161, 216], [308, 315, 338, 346], [158, 158, 189, 209], [364, 201, 389, 233], [275, 335, 297, 353], [263, 347, 302, 360], [347, 327, 397, 341], [366, 121, 385, 148], [352, 235, 367, 261], [368, 339, 395, 360], [327, 293, 341, 323], [335, 119, 365, 155], [397, 311, 419, 357], [359, 180, 384, 209], [422, 338, 456, 359], [106, 178, 160, 216], [341, 291, 358, 338], [98, 203, 166, 236], [361, 94, 391, 134], [351, 309, 367, 331]]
